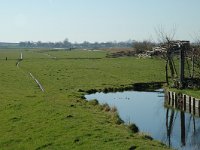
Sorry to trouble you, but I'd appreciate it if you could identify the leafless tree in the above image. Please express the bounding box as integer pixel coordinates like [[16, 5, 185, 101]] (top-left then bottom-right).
[[155, 25, 177, 44], [191, 33, 200, 78], [155, 25, 177, 85]]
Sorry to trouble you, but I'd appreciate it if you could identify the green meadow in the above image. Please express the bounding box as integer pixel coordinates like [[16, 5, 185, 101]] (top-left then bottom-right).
[[0, 49, 170, 150]]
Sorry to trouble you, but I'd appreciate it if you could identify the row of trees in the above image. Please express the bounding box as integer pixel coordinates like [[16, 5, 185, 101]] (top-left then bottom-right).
[[18, 39, 133, 49]]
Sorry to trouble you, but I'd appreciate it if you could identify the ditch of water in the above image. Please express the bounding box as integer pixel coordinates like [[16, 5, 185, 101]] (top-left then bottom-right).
[[85, 90, 200, 150]]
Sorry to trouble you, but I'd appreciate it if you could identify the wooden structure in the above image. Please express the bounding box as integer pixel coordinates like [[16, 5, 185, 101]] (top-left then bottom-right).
[[160, 41, 191, 89], [165, 90, 200, 147], [166, 91, 200, 117]]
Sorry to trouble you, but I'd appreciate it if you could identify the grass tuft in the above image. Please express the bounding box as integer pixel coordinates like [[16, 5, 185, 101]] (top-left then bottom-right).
[[111, 112, 124, 125], [88, 99, 99, 106], [102, 103, 111, 112], [110, 106, 118, 113]]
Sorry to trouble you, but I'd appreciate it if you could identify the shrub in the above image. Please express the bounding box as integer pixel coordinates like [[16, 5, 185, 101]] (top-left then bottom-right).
[[110, 106, 117, 113], [102, 103, 110, 112], [112, 113, 124, 125], [128, 123, 139, 133], [88, 99, 99, 106]]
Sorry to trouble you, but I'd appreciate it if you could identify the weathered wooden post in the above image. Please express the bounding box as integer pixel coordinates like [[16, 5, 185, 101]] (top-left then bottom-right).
[[180, 44, 185, 88], [189, 96, 191, 113], [198, 100, 200, 117], [171, 92, 174, 106], [183, 94, 186, 111], [174, 93, 178, 108], [168, 92, 170, 105], [192, 98, 195, 115]]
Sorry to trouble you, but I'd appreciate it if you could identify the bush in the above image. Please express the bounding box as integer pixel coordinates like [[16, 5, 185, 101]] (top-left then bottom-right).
[[102, 103, 111, 112], [110, 106, 117, 113], [88, 99, 99, 106], [112, 113, 124, 125], [128, 123, 139, 133]]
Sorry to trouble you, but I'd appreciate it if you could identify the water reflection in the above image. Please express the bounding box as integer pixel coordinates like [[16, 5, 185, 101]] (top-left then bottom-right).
[[85, 90, 200, 150], [165, 107, 200, 149], [165, 92, 200, 149]]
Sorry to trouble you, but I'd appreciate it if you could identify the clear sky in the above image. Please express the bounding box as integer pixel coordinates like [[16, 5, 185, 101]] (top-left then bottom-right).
[[0, 0, 200, 43]]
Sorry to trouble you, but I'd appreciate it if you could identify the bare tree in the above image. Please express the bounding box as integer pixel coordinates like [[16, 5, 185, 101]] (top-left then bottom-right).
[[191, 34, 200, 78], [155, 25, 177, 85], [155, 25, 177, 44], [189, 33, 198, 77]]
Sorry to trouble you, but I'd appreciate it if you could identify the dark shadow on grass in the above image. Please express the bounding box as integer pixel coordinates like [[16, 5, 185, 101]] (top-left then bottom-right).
[[84, 81, 166, 94]]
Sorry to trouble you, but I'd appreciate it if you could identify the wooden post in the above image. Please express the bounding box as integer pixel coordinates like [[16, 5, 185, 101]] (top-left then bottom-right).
[[168, 92, 171, 105], [189, 96, 191, 113], [180, 46, 185, 88], [174, 93, 177, 108], [172, 92, 174, 107], [183, 94, 186, 111], [193, 98, 195, 115], [198, 100, 200, 117]]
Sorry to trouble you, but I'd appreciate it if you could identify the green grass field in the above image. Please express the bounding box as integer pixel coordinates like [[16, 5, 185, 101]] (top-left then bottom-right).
[[0, 49, 170, 150]]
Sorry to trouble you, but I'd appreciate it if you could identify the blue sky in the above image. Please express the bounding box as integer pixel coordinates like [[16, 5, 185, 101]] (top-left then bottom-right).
[[0, 0, 200, 42]]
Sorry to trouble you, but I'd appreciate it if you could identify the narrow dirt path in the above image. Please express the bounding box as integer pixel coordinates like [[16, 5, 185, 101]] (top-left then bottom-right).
[[29, 72, 45, 92], [16, 52, 23, 68], [16, 52, 45, 92], [20, 52, 23, 60], [16, 61, 20, 68]]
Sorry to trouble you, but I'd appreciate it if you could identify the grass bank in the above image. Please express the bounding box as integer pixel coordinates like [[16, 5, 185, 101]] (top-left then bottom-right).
[[0, 49, 170, 149]]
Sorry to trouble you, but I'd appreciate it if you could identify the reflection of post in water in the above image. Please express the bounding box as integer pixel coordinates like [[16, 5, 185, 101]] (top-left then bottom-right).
[[180, 111, 186, 146], [190, 116, 199, 147], [166, 108, 175, 147], [165, 91, 200, 148], [180, 111, 197, 147], [193, 116, 196, 134]]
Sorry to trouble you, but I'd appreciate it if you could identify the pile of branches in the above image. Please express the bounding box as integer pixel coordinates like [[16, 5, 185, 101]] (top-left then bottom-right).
[[133, 40, 156, 54]]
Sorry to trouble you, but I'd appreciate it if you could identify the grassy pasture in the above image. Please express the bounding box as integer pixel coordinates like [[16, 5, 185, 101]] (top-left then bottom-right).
[[0, 49, 170, 150]]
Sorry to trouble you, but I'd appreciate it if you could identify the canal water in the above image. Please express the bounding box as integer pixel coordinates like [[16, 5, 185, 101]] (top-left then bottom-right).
[[85, 90, 200, 150]]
